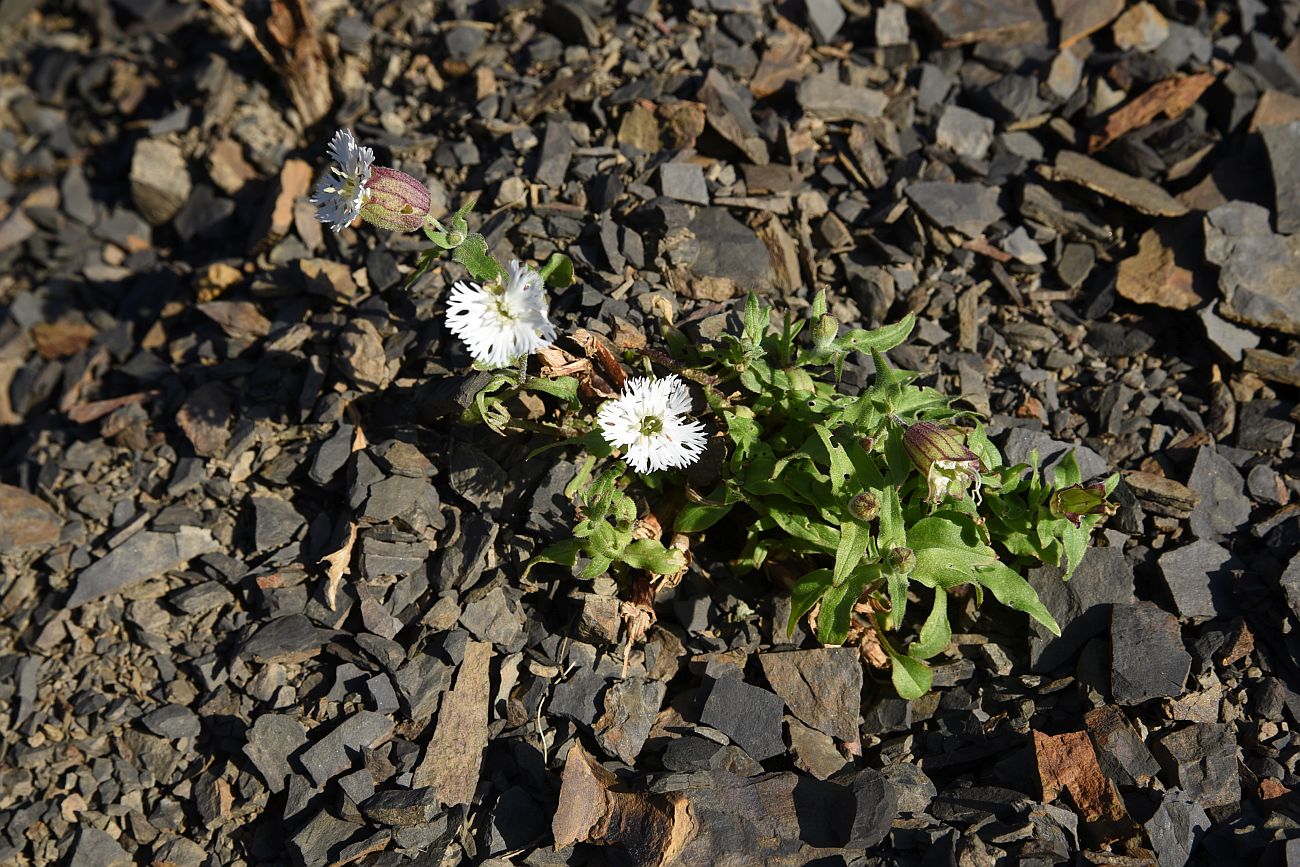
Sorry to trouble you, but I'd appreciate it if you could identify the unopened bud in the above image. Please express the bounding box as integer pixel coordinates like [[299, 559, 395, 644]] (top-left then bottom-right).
[[888, 546, 915, 576], [811, 314, 838, 349], [360, 167, 432, 232], [849, 491, 881, 521], [1049, 483, 1116, 527]]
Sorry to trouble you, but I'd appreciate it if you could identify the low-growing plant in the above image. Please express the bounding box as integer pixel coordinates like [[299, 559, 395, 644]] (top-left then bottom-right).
[[310, 130, 1117, 698]]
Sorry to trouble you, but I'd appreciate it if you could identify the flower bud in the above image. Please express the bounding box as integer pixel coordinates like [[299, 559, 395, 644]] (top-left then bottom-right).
[[1049, 483, 1116, 527], [811, 314, 838, 350], [903, 421, 983, 504], [849, 491, 881, 521], [888, 546, 915, 576], [359, 166, 432, 232]]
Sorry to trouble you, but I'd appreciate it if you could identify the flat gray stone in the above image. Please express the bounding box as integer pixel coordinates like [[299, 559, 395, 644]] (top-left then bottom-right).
[[1262, 120, 1300, 234], [936, 105, 995, 160], [797, 72, 889, 123], [1110, 602, 1191, 705], [1204, 201, 1300, 336], [1186, 446, 1251, 541], [905, 181, 1003, 238], [1157, 539, 1243, 620], [299, 711, 395, 787], [67, 526, 220, 608], [68, 827, 132, 867]]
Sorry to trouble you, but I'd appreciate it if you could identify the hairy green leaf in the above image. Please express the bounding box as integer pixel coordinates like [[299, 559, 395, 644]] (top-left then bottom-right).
[[788, 568, 834, 635], [451, 233, 501, 282], [889, 651, 933, 700], [908, 590, 951, 659]]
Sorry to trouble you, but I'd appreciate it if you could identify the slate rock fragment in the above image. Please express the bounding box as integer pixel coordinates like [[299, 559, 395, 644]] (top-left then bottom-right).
[[67, 827, 132, 867], [797, 71, 889, 123], [593, 676, 665, 764], [287, 810, 361, 867], [1156, 539, 1243, 620], [1144, 788, 1210, 867], [785, 716, 848, 780], [239, 614, 327, 664], [1046, 151, 1187, 217], [0, 483, 62, 554], [300, 710, 395, 787], [250, 494, 306, 553], [844, 767, 898, 849], [487, 785, 548, 854], [244, 713, 309, 793], [1151, 723, 1239, 811], [905, 181, 1003, 238], [1110, 602, 1191, 704], [699, 68, 769, 164], [360, 787, 439, 827], [758, 647, 861, 741], [936, 105, 994, 161], [140, 703, 201, 740], [1186, 446, 1251, 541], [922, 0, 1045, 45], [413, 640, 492, 807], [1261, 120, 1300, 234], [1084, 705, 1161, 788], [1204, 201, 1300, 336], [699, 674, 786, 761], [687, 207, 775, 291], [459, 584, 527, 651], [130, 137, 191, 225], [805, 0, 844, 43], [660, 162, 708, 205], [1028, 547, 1134, 673], [67, 526, 220, 608]]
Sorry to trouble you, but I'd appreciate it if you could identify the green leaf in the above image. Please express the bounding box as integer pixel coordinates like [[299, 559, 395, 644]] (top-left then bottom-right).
[[675, 501, 735, 533], [449, 196, 477, 237], [524, 375, 579, 402], [788, 568, 834, 635], [451, 233, 501, 282], [809, 289, 828, 320], [763, 501, 839, 551], [742, 293, 768, 349], [537, 252, 575, 288], [620, 539, 686, 575], [887, 564, 909, 627], [833, 519, 870, 586], [972, 560, 1060, 635], [405, 249, 439, 289], [522, 538, 583, 579], [908, 590, 951, 660], [966, 423, 1002, 470], [876, 485, 906, 552], [889, 651, 933, 700], [811, 425, 854, 496], [1053, 451, 1082, 488], [816, 576, 859, 645]]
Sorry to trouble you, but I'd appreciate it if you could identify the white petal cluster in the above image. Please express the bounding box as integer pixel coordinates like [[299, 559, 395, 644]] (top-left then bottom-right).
[[598, 375, 708, 473], [445, 259, 556, 367], [310, 129, 374, 232]]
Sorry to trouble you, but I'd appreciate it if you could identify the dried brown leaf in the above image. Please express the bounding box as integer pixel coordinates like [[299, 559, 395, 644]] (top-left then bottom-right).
[[319, 521, 357, 610]]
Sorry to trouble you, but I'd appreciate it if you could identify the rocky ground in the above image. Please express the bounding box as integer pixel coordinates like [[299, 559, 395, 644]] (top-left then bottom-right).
[[2, 0, 1300, 864]]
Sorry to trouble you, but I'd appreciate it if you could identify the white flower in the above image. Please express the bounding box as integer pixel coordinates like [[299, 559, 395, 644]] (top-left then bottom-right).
[[599, 375, 708, 473], [445, 259, 556, 367], [310, 129, 374, 232]]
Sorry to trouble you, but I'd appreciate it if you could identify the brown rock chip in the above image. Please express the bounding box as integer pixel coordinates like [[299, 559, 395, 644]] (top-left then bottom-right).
[[0, 484, 62, 554]]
